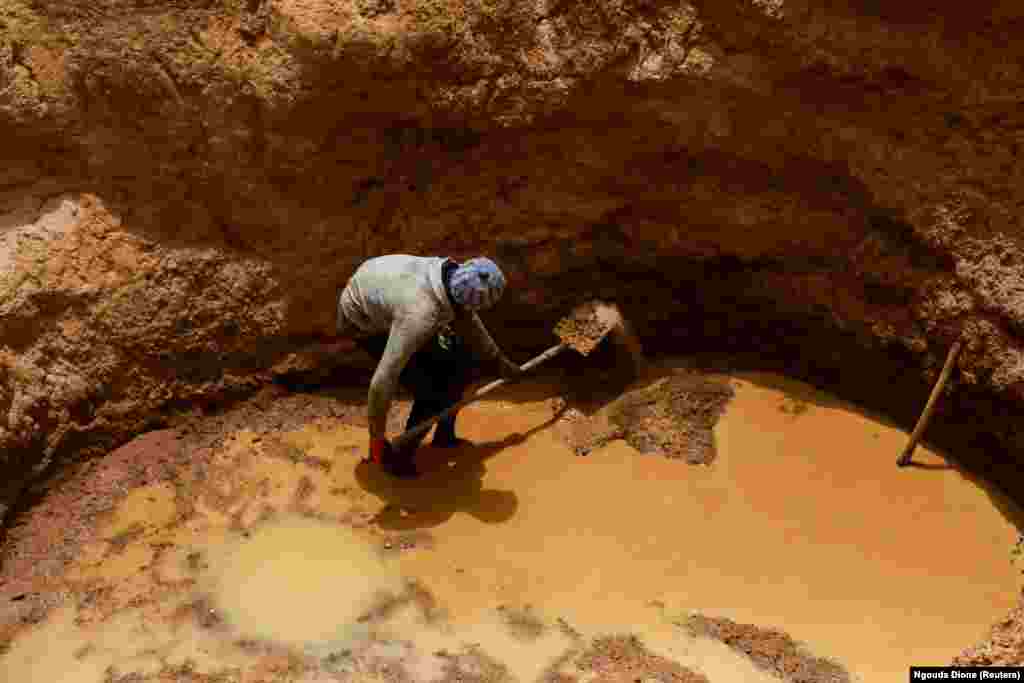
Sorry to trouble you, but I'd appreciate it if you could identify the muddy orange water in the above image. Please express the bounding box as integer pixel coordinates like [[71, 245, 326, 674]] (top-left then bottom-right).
[[2, 370, 1022, 683]]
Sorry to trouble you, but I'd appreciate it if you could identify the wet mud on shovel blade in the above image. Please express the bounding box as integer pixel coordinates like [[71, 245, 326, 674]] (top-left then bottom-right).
[[554, 301, 633, 357]]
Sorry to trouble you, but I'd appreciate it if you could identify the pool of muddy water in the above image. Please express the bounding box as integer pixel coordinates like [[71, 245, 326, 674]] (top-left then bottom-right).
[[1, 368, 1022, 682]]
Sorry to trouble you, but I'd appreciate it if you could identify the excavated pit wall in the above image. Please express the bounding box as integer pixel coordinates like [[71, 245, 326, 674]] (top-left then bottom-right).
[[4, 0, 1024, 532]]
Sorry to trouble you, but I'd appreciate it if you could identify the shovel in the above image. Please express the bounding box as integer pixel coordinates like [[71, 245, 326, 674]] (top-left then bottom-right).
[[392, 300, 642, 451]]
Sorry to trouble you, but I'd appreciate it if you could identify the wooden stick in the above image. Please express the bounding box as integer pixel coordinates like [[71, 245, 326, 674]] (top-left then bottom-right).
[[897, 340, 963, 467]]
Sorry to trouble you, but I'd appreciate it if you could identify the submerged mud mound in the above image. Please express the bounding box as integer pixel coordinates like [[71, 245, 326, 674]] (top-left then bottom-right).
[[569, 635, 709, 683], [608, 373, 735, 464], [685, 615, 852, 683], [556, 372, 734, 464]]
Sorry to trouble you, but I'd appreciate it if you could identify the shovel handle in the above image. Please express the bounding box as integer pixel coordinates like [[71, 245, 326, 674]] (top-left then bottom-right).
[[392, 343, 568, 450]]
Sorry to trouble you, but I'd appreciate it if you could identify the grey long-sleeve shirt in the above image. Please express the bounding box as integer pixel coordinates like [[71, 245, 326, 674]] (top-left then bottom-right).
[[337, 255, 509, 439]]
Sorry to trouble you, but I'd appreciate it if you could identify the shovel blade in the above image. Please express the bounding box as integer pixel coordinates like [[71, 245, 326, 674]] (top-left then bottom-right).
[[554, 300, 627, 356]]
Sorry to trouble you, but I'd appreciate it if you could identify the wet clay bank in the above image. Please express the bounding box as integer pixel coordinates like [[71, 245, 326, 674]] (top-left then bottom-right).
[[2, 367, 1022, 683], [8, 0, 1024, 532]]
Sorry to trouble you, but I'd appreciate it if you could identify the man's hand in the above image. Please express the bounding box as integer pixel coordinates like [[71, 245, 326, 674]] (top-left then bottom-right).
[[499, 357, 525, 382], [370, 437, 393, 464]]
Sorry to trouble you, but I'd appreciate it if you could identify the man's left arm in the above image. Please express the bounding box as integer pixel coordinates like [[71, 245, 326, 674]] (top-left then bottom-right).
[[455, 312, 523, 380]]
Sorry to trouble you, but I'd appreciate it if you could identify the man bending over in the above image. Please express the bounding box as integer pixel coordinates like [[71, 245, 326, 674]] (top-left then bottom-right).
[[336, 254, 522, 478]]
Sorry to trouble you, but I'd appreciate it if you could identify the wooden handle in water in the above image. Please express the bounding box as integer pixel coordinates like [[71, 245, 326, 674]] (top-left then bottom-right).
[[897, 340, 963, 467], [392, 343, 569, 450]]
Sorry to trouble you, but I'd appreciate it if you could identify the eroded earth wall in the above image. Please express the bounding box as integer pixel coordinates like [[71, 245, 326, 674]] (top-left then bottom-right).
[[4, 0, 1024, 521]]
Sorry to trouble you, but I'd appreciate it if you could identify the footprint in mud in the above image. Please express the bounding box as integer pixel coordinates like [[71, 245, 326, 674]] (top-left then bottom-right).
[[354, 434, 525, 530]]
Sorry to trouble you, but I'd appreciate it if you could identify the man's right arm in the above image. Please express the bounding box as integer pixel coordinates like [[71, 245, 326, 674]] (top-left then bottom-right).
[[366, 317, 433, 440]]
